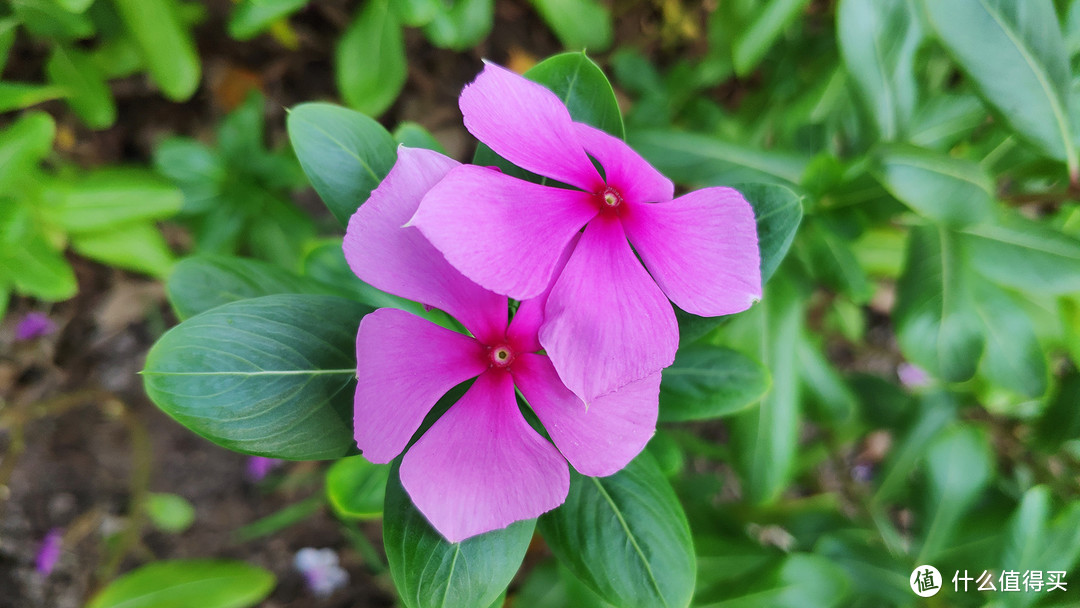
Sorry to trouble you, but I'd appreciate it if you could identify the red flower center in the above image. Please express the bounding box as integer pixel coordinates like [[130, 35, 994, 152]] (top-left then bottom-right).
[[487, 344, 515, 368], [596, 186, 623, 212]]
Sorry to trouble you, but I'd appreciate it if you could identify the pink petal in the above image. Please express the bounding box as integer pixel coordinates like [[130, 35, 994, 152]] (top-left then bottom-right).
[[513, 353, 659, 477], [354, 308, 488, 464], [539, 216, 678, 403], [505, 233, 581, 353], [344, 147, 508, 343], [400, 370, 569, 542], [621, 187, 762, 316], [410, 165, 598, 300], [459, 62, 604, 192], [573, 122, 674, 204]]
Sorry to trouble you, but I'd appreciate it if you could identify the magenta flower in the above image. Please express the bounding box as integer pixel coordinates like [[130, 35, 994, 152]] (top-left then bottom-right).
[[409, 63, 762, 403], [16, 312, 56, 341], [344, 147, 659, 542], [246, 456, 283, 481], [35, 528, 62, 576]]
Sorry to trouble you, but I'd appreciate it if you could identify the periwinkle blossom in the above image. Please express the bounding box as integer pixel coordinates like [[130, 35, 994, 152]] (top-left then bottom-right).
[[245, 456, 283, 481], [410, 63, 762, 403], [35, 528, 62, 576], [294, 547, 348, 597], [16, 312, 56, 341], [344, 147, 658, 542]]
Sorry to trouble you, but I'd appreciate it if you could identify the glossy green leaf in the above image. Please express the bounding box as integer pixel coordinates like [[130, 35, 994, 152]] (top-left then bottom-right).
[[301, 239, 428, 314], [70, 222, 175, 278], [538, 452, 695, 608], [0, 112, 55, 193], [228, 0, 307, 40], [111, 0, 201, 101], [894, 225, 984, 382], [959, 213, 1080, 295], [142, 295, 371, 460], [87, 560, 274, 608], [47, 168, 182, 233], [837, 0, 921, 140], [422, 0, 493, 51], [917, 426, 992, 563], [0, 82, 68, 114], [740, 183, 803, 284], [393, 122, 446, 153], [326, 456, 390, 519], [525, 52, 624, 139], [921, 0, 1075, 169], [629, 130, 810, 186], [873, 143, 994, 227], [287, 102, 397, 226], [166, 255, 347, 320], [971, 280, 1047, 398], [46, 46, 115, 129], [383, 462, 532, 608], [732, 0, 811, 77], [336, 0, 406, 117], [529, 0, 613, 51], [146, 492, 196, 533], [659, 345, 770, 422]]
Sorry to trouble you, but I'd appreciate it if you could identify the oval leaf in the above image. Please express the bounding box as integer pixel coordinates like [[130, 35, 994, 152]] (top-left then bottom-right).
[[422, 0, 494, 51], [47, 168, 182, 233], [143, 294, 371, 460], [326, 456, 390, 519], [917, 426, 993, 563], [46, 46, 116, 129], [111, 0, 201, 101], [336, 0, 407, 117], [538, 452, 695, 608], [959, 212, 1080, 295], [228, 0, 307, 40], [873, 143, 994, 227], [659, 345, 770, 422], [87, 560, 275, 608], [529, 0, 613, 52], [383, 462, 533, 608], [287, 102, 397, 226], [146, 493, 196, 533]]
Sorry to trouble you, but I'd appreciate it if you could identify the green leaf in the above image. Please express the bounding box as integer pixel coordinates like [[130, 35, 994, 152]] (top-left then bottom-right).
[[287, 102, 397, 226], [336, 0, 406, 117], [146, 492, 196, 533], [383, 462, 532, 608], [0, 18, 16, 72], [0, 82, 68, 114], [0, 220, 77, 302], [659, 345, 770, 422], [959, 213, 1080, 295], [999, 486, 1050, 608], [153, 137, 225, 213], [872, 391, 956, 504], [538, 452, 695, 608], [1035, 371, 1080, 450], [0, 111, 55, 193], [525, 51, 624, 139], [53, 0, 95, 12], [628, 130, 810, 186], [71, 222, 175, 278], [87, 560, 275, 608], [873, 143, 994, 227], [971, 279, 1047, 398], [837, 0, 922, 140], [110, 0, 201, 101], [739, 183, 803, 285], [394, 0, 441, 27], [797, 217, 872, 302], [13, 0, 94, 39], [528, 0, 613, 51], [142, 294, 371, 460], [917, 426, 993, 563], [46, 45, 116, 129], [696, 554, 852, 608], [422, 0, 493, 51], [166, 255, 347, 320], [921, 0, 1076, 170], [894, 225, 984, 382], [326, 456, 390, 519], [515, 560, 614, 608], [393, 122, 446, 153], [908, 93, 987, 150], [228, 0, 307, 40], [732, 0, 811, 77], [797, 338, 858, 426], [46, 168, 182, 233], [301, 239, 428, 314], [243, 196, 315, 269]]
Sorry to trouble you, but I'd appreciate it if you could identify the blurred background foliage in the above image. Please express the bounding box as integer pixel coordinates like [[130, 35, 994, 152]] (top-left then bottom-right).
[[5, 0, 1080, 607]]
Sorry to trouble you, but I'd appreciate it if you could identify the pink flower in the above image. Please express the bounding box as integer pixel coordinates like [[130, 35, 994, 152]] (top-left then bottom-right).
[[16, 312, 56, 341], [343, 147, 658, 542], [35, 528, 62, 576], [409, 63, 762, 403], [246, 456, 283, 481]]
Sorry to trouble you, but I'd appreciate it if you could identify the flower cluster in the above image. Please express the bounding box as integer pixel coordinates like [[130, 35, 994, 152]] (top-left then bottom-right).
[[344, 63, 760, 542]]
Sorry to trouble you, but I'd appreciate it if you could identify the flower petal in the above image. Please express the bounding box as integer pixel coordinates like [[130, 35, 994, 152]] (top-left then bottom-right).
[[513, 353, 659, 477], [505, 233, 580, 353], [573, 122, 673, 204], [539, 216, 678, 403], [460, 62, 604, 192], [621, 187, 762, 316], [344, 147, 507, 343], [411, 165, 598, 300], [354, 308, 487, 464], [400, 370, 569, 542]]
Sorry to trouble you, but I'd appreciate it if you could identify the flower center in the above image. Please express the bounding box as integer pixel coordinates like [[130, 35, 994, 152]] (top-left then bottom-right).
[[488, 344, 515, 368], [597, 186, 623, 211]]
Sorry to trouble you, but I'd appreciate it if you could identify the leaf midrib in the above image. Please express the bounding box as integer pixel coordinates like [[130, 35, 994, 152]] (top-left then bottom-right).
[[590, 476, 668, 606]]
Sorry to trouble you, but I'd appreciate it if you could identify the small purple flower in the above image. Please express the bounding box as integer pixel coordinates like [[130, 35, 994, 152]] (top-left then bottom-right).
[[35, 528, 62, 576], [294, 547, 348, 597], [246, 456, 283, 481], [898, 362, 931, 388], [15, 312, 56, 341]]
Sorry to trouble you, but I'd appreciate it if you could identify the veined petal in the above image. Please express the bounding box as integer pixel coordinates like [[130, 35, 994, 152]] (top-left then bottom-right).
[[400, 370, 569, 543], [354, 308, 487, 464], [460, 62, 604, 192], [540, 216, 678, 403], [411, 165, 598, 300], [344, 147, 507, 343], [573, 122, 673, 204], [513, 353, 659, 477], [622, 187, 762, 316], [505, 233, 580, 353]]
